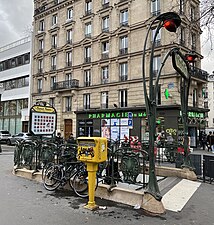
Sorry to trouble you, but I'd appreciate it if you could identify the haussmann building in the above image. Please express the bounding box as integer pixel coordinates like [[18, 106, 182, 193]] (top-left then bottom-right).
[[31, 0, 209, 148]]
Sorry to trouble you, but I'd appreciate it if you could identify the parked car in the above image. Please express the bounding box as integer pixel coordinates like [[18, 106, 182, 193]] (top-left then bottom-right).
[[0, 130, 12, 143], [7, 132, 32, 145]]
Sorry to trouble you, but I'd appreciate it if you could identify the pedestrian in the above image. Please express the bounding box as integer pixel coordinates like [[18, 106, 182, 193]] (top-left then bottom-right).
[[201, 131, 207, 150], [55, 132, 63, 145], [207, 131, 212, 152], [67, 133, 76, 145]]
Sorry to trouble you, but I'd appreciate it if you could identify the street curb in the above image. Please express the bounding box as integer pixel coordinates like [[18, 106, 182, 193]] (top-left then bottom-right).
[[13, 165, 197, 209]]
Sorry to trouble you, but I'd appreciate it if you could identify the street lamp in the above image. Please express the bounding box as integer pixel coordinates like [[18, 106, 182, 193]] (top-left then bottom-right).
[[0, 84, 4, 153], [141, 12, 181, 215]]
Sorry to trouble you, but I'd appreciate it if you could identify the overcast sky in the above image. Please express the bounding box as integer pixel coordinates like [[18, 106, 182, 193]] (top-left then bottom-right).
[[0, 0, 213, 74]]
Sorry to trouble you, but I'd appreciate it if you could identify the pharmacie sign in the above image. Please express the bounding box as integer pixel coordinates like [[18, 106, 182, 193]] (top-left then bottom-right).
[[88, 111, 147, 119]]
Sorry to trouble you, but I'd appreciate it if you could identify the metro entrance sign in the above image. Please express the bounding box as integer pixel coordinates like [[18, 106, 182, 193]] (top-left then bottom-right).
[[171, 49, 190, 80]]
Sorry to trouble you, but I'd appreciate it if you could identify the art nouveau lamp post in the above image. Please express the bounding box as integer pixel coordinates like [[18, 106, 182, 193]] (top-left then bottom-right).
[[141, 12, 181, 214]]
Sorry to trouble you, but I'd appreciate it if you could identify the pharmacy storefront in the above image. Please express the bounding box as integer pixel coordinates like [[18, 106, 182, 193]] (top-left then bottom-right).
[[76, 107, 207, 148]]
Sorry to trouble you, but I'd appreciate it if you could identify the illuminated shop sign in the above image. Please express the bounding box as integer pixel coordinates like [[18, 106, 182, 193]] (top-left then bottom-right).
[[180, 111, 204, 118], [88, 112, 147, 119]]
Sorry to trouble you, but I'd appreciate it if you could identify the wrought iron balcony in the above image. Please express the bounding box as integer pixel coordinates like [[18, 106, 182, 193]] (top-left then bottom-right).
[[102, 2, 109, 9], [120, 75, 128, 81], [101, 53, 109, 59], [52, 79, 79, 90], [119, 48, 128, 55], [190, 66, 208, 81]]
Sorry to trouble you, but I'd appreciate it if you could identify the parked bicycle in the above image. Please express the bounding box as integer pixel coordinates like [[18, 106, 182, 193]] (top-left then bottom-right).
[[43, 157, 98, 198]]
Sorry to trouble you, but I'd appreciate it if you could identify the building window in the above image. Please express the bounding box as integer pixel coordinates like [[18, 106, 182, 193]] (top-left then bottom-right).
[[84, 46, 91, 63], [67, 8, 73, 20], [52, 14, 58, 26], [120, 9, 128, 26], [153, 55, 161, 77], [49, 98, 55, 107], [101, 66, 109, 84], [38, 59, 43, 73], [83, 94, 90, 109], [51, 34, 57, 48], [85, 0, 92, 15], [66, 29, 72, 44], [37, 79, 42, 93], [51, 55, 57, 70], [39, 20, 45, 31], [66, 51, 72, 66], [204, 102, 208, 109], [151, 0, 160, 16], [101, 41, 109, 59], [39, 39, 44, 52], [50, 76, 56, 90], [84, 70, 91, 87], [85, 22, 92, 37], [65, 96, 72, 112], [102, 0, 109, 8], [24, 54, 30, 64], [101, 92, 108, 109], [152, 28, 161, 47], [119, 89, 127, 107], [102, 16, 109, 32], [190, 5, 196, 21], [179, 27, 185, 45], [180, 0, 184, 14], [191, 33, 196, 50], [120, 62, 128, 81], [193, 88, 198, 107], [119, 36, 128, 55], [65, 73, 72, 81]]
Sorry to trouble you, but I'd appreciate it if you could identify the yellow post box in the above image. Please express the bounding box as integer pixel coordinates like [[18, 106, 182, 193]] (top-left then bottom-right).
[[77, 137, 107, 163], [77, 137, 107, 210]]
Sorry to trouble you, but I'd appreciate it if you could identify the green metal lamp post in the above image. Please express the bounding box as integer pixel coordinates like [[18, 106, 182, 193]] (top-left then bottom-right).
[[141, 12, 181, 213]]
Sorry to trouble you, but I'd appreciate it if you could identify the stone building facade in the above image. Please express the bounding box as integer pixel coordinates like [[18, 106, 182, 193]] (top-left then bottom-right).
[[32, 0, 208, 147]]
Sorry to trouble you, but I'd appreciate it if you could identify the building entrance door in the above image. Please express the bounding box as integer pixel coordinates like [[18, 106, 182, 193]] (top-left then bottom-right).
[[64, 119, 72, 140]]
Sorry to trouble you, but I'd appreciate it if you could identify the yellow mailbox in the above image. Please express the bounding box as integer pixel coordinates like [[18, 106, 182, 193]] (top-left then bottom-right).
[[77, 137, 107, 210], [77, 137, 107, 163]]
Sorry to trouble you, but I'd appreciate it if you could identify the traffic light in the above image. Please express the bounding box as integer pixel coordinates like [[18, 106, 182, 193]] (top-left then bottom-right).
[[164, 88, 169, 99], [159, 12, 181, 32], [185, 52, 197, 63], [163, 20, 177, 32]]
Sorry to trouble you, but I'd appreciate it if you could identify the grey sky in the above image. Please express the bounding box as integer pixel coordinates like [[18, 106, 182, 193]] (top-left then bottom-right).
[[0, 0, 33, 46], [0, 0, 212, 74]]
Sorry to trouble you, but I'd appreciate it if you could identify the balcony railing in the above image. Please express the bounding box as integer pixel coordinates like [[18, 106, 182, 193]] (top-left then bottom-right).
[[101, 103, 108, 109], [84, 57, 91, 63], [101, 53, 109, 59], [120, 21, 128, 26], [151, 10, 161, 17], [190, 66, 208, 81], [52, 79, 79, 90], [102, 27, 109, 33], [120, 75, 128, 81], [102, 78, 109, 84], [102, 2, 109, 8], [119, 48, 128, 55]]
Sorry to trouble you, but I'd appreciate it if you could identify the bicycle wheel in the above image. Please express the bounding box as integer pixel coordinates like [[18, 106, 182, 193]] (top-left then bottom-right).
[[42, 162, 54, 181], [43, 165, 62, 191], [72, 167, 98, 198]]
